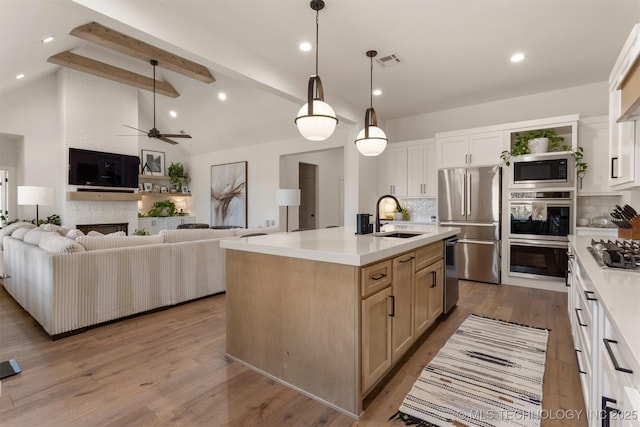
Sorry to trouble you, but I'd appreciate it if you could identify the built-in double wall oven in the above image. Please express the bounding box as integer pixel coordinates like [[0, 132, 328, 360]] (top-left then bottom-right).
[[508, 190, 573, 279]]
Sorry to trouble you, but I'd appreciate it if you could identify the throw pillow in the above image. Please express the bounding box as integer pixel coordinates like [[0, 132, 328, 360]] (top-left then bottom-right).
[[24, 229, 57, 246], [65, 229, 85, 240], [87, 230, 104, 237], [39, 233, 86, 254], [106, 231, 126, 237], [40, 224, 70, 236], [11, 227, 30, 241], [0, 222, 36, 249]]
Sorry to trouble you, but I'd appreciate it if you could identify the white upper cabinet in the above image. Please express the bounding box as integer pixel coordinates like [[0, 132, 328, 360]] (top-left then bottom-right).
[[437, 131, 506, 168], [579, 117, 622, 195], [378, 146, 408, 196], [609, 23, 640, 189], [407, 141, 437, 197]]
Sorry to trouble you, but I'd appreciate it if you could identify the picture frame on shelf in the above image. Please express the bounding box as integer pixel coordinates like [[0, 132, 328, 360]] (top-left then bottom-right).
[[210, 161, 247, 228], [141, 149, 165, 176], [181, 185, 189, 193], [160, 186, 168, 193], [143, 182, 152, 192], [138, 184, 144, 192]]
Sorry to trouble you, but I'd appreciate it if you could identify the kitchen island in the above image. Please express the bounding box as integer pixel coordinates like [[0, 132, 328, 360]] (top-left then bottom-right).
[[220, 225, 459, 418]]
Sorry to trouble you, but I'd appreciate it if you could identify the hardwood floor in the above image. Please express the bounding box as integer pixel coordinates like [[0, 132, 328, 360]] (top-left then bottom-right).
[[0, 280, 586, 426]]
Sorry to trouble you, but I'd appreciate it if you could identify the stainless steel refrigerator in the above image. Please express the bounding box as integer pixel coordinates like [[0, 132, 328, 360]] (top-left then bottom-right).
[[438, 167, 501, 284]]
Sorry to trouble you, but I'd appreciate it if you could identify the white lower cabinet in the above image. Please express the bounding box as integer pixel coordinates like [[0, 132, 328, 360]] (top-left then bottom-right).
[[137, 216, 197, 234], [569, 243, 640, 427]]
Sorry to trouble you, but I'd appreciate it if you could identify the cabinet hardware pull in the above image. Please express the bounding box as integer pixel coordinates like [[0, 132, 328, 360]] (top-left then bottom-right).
[[602, 396, 621, 427], [603, 339, 634, 374], [574, 308, 587, 327], [430, 271, 437, 288], [565, 268, 571, 287], [584, 290, 597, 302], [574, 349, 586, 374], [610, 157, 618, 179], [399, 256, 415, 263], [389, 295, 395, 317], [371, 273, 386, 281]]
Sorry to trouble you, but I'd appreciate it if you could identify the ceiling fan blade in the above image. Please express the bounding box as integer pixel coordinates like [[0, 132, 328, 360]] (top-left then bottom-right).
[[123, 124, 146, 133], [158, 136, 179, 145], [160, 133, 192, 138]]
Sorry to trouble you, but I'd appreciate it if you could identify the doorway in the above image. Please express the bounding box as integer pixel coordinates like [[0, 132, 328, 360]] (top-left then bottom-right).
[[298, 162, 317, 230], [0, 169, 7, 223]]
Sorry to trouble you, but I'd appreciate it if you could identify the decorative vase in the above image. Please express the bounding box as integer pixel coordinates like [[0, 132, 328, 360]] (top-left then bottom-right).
[[528, 137, 549, 154]]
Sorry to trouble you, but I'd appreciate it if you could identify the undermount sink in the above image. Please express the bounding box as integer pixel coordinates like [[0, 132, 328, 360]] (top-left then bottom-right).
[[376, 232, 423, 238]]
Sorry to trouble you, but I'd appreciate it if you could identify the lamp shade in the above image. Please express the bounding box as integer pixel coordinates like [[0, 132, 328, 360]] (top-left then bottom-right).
[[277, 189, 301, 207], [295, 100, 338, 141], [355, 126, 388, 156], [17, 186, 55, 206]]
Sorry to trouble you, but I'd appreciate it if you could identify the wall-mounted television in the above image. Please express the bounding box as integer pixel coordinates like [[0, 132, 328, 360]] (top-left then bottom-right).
[[68, 148, 140, 189]]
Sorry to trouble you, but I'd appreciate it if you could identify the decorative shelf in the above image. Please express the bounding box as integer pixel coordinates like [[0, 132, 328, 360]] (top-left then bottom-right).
[[138, 174, 171, 181], [139, 192, 191, 197], [68, 191, 141, 201]]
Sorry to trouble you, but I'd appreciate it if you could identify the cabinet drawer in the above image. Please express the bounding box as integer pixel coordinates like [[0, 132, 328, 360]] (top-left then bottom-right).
[[415, 242, 443, 272], [361, 260, 392, 298]]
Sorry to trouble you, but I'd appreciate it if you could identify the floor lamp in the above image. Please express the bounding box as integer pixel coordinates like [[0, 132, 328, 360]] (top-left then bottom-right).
[[277, 189, 301, 232], [17, 186, 55, 224]]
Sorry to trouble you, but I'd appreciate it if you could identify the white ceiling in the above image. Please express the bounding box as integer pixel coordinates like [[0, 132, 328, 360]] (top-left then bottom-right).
[[1, 0, 639, 155]]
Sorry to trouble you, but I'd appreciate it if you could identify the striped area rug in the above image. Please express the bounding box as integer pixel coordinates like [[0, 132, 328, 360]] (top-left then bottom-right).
[[392, 314, 549, 427]]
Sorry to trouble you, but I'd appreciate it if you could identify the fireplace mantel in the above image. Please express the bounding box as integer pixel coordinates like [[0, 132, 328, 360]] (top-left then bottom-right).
[[67, 191, 141, 201]]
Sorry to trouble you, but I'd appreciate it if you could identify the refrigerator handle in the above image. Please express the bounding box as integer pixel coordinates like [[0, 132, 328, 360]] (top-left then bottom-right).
[[461, 173, 466, 216], [466, 172, 472, 216]]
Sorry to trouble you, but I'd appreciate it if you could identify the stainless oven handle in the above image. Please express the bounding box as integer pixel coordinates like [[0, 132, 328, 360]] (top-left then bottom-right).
[[440, 222, 498, 227], [509, 200, 573, 205], [509, 239, 568, 248]]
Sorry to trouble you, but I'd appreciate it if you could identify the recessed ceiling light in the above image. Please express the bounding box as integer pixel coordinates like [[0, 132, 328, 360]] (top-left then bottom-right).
[[299, 41, 312, 52], [16, 74, 24, 80], [510, 52, 525, 63], [218, 92, 227, 101], [169, 110, 177, 118], [42, 36, 55, 43], [372, 89, 382, 96]]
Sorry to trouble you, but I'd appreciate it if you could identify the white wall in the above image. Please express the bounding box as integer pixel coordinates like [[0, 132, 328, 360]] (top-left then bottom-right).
[[0, 73, 61, 221], [280, 147, 345, 230], [188, 129, 348, 229], [385, 81, 608, 142]]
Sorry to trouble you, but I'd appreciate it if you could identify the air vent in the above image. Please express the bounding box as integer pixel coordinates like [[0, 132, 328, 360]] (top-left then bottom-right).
[[376, 53, 402, 67]]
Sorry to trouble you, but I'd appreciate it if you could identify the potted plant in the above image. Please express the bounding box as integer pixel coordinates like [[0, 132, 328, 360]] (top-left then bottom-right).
[[147, 200, 177, 217], [167, 162, 191, 190], [500, 129, 567, 166]]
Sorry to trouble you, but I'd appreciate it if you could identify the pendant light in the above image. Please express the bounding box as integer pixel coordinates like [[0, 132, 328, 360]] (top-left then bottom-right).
[[294, 0, 338, 141], [355, 50, 388, 156]]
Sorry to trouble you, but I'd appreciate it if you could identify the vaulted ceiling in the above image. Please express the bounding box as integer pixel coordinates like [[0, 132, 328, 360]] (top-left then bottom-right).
[[1, 0, 639, 155]]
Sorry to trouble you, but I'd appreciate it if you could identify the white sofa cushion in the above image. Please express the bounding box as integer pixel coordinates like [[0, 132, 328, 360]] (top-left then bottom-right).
[[0, 222, 36, 249], [39, 233, 86, 254], [76, 235, 164, 251], [40, 224, 70, 236], [11, 227, 31, 241], [65, 229, 85, 240], [160, 228, 236, 243], [24, 229, 58, 246]]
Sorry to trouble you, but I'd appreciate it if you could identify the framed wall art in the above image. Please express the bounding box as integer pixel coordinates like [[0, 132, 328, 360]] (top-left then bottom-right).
[[141, 149, 165, 176], [210, 161, 247, 228]]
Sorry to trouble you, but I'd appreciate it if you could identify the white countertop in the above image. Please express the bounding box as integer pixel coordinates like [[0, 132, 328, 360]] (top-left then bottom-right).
[[568, 235, 640, 371], [220, 225, 460, 266]]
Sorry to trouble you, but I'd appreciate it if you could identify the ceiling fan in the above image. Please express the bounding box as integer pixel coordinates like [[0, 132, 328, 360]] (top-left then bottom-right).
[[124, 59, 192, 145]]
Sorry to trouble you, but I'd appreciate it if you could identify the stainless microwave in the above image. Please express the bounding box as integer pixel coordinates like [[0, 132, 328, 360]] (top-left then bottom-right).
[[510, 152, 574, 189]]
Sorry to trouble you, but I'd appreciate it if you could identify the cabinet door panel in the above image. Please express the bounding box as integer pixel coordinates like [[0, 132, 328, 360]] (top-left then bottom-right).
[[579, 118, 612, 194], [392, 253, 415, 361], [438, 136, 468, 168], [427, 260, 444, 325], [362, 287, 392, 393], [414, 267, 430, 337], [468, 132, 505, 167], [424, 143, 438, 196], [408, 145, 426, 196]]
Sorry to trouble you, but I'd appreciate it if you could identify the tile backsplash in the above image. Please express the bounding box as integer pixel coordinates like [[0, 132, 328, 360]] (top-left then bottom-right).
[[577, 195, 621, 223], [399, 198, 438, 222]]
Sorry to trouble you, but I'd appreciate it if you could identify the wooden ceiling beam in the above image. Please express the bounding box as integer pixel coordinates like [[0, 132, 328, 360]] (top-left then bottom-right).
[[47, 51, 180, 98], [70, 22, 215, 84]]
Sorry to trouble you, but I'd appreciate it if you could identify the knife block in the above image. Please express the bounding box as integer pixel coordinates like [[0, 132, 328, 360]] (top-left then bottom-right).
[[618, 216, 640, 240]]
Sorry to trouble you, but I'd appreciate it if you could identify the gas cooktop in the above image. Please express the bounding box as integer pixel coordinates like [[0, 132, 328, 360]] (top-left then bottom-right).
[[587, 239, 640, 270]]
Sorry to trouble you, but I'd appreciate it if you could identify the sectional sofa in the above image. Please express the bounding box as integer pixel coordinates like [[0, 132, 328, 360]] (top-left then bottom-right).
[[0, 223, 278, 338]]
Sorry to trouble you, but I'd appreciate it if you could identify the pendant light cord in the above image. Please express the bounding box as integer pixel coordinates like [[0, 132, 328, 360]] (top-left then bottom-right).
[[369, 55, 373, 109], [315, 10, 319, 77], [152, 61, 157, 130]]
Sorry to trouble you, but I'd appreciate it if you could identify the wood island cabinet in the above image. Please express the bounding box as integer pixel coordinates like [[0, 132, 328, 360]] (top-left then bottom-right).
[[391, 252, 416, 361], [415, 259, 444, 337]]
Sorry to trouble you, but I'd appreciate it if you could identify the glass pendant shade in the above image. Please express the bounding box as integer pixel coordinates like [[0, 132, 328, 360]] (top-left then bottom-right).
[[295, 99, 337, 141], [355, 125, 387, 156]]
